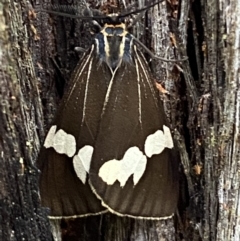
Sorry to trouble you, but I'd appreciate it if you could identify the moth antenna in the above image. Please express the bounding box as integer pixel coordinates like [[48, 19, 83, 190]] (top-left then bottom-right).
[[127, 10, 146, 29], [36, 7, 84, 19], [132, 36, 188, 62], [39, 8, 108, 21], [48, 4, 82, 14]]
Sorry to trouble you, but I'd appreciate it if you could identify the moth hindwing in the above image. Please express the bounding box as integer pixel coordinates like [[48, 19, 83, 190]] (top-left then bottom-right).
[[38, 1, 179, 220]]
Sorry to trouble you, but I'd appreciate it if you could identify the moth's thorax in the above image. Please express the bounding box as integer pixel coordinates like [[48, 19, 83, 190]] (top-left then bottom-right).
[[95, 22, 133, 70]]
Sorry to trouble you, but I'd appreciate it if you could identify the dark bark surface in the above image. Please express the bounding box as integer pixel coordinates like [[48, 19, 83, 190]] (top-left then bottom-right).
[[0, 0, 52, 240], [0, 0, 239, 240]]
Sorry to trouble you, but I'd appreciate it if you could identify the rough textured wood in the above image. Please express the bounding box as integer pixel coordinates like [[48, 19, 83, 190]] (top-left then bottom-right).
[[0, 0, 52, 240], [215, 1, 240, 240]]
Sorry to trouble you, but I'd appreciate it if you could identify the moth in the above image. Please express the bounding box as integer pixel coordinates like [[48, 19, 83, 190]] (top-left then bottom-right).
[[38, 0, 179, 220]]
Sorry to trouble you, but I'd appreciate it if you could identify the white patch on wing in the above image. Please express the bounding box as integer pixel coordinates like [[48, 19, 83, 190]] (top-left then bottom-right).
[[118, 147, 145, 186], [98, 160, 121, 185], [76, 145, 93, 173], [73, 155, 87, 184], [98, 147, 147, 187], [73, 145, 93, 184], [44, 125, 57, 148], [144, 125, 174, 158], [73, 145, 94, 184], [44, 126, 76, 157], [162, 125, 174, 148], [53, 129, 76, 157], [133, 155, 147, 185]]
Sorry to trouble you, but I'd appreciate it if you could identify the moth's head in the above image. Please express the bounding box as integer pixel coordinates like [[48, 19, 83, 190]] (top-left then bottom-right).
[[94, 13, 131, 71], [105, 13, 125, 25], [95, 14, 127, 34], [90, 12, 128, 34]]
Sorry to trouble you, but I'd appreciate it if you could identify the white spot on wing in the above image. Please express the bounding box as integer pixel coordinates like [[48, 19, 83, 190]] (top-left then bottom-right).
[[73, 145, 94, 184], [44, 125, 57, 148], [144, 125, 174, 158], [162, 125, 174, 148], [98, 147, 147, 187], [53, 129, 76, 157], [98, 160, 121, 185], [133, 155, 147, 185], [76, 145, 94, 173], [73, 155, 87, 184], [44, 126, 76, 157], [118, 147, 145, 186]]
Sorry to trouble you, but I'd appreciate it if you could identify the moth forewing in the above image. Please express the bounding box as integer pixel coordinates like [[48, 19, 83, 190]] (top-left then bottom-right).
[[39, 1, 179, 220], [38, 45, 111, 218], [89, 45, 179, 219]]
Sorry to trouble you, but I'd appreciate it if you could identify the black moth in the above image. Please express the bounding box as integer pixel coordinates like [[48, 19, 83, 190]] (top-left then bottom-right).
[[38, 0, 179, 220]]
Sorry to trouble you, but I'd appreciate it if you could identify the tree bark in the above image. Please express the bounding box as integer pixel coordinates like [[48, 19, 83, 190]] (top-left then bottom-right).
[[0, 0, 52, 240], [1, 0, 240, 240]]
